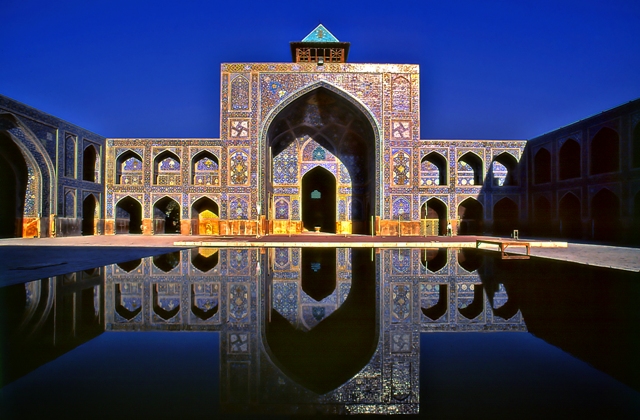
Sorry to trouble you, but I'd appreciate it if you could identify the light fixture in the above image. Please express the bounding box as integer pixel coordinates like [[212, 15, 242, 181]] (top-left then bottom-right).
[[317, 57, 324, 66]]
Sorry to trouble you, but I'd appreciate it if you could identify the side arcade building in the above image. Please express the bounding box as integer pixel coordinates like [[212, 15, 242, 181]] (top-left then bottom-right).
[[1, 25, 639, 242]]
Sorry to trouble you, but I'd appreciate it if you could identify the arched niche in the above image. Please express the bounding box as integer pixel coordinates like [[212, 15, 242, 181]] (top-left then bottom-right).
[[421, 198, 447, 236], [82, 194, 98, 235], [590, 128, 619, 175], [559, 139, 580, 180], [493, 197, 518, 236], [154, 151, 181, 185], [591, 188, 620, 241], [421, 152, 447, 186], [457, 152, 483, 186], [115, 151, 143, 185], [534, 148, 551, 184], [153, 196, 180, 234], [115, 196, 142, 234], [458, 197, 483, 235], [492, 152, 518, 186], [191, 197, 219, 235], [558, 193, 581, 239], [191, 151, 219, 185], [264, 85, 377, 234], [82, 144, 99, 182]]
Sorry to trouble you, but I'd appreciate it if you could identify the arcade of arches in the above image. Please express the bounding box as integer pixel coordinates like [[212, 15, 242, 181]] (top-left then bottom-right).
[[2, 27, 639, 243]]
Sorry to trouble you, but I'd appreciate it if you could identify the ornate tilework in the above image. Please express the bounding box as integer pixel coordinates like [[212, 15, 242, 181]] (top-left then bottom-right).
[[230, 75, 250, 110]]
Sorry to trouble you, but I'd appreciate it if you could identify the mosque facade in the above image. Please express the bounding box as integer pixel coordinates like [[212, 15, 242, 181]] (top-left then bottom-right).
[[1, 25, 639, 242]]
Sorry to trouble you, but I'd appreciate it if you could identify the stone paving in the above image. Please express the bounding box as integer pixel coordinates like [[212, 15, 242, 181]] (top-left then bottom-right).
[[0, 234, 638, 287]]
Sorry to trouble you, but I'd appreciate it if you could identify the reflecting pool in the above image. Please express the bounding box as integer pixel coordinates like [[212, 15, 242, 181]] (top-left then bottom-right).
[[1, 248, 639, 418]]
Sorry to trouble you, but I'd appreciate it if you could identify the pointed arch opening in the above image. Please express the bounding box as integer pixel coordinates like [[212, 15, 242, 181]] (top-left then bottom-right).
[[191, 197, 219, 235], [421, 248, 448, 273], [633, 123, 640, 168], [265, 86, 376, 235], [590, 128, 619, 175], [421, 152, 447, 185], [82, 144, 98, 182], [421, 284, 448, 321], [559, 193, 581, 239], [154, 151, 181, 185], [301, 166, 336, 233], [591, 189, 620, 241], [191, 151, 219, 185], [115, 151, 143, 185], [533, 196, 552, 237], [493, 197, 519, 236], [458, 197, 483, 235], [558, 139, 580, 180], [153, 197, 181, 234], [492, 152, 518, 186], [0, 131, 28, 238], [534, 148, 551, 184], [457, 152, 483, 186], [115, 196, 142, 234], [421, 198, 447, 236], [82, 194, 97, 235]]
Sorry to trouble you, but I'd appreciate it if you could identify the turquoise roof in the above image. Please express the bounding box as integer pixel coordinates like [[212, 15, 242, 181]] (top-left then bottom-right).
[[301, 24, 340, 43]]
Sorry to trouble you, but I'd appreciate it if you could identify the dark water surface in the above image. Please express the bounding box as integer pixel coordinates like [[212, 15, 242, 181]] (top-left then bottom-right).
[[1, 248, 638, 419]]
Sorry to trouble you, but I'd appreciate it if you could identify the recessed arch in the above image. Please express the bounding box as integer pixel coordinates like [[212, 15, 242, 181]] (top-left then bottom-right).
[[559, 192, 581, 239], [421, 248, 448, 273], [153, 196, 181, 234], [559, 139, 580, 180], [590, 127, 619, 175], [82, 144, 99, 182], [115, 196, 142, 234], [532, 196, 552, 237], [301, 166, 336, 233], [154, 150, 181, 185], [493, 197, 519, 236], [458, 197, 483, 235], [458, 285, 484, 320], [421, 284, 448, 321], [115, 150, 143, 185], [421, 198, 447, 236], [591, 188, 620, 241], [191, 196, 219, 235], [457, 152, 483, 186], [633, 122, 640, 168], [534, 148, 551, 184], [82, 194, 98, 235], [153, 251, 181, 273], [191, 248, 219, 273], [492, 152, 518, 186], [0, 131, 28, 238], [261, 81, 381, 232], [264, 248, 377, 395], [191, 150, 219, 185], [421, 152, 447, 185], [1, 113, 55, 237]]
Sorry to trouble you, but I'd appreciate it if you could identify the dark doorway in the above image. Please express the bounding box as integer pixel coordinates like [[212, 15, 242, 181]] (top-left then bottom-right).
[[115, 197, 142, 234], [302, 167, 336, 233], [493, 198, 518, 236], [534, 148, 551, 184], [82, 195, 97, 235], [191, 197, 219, 235], [301, 248, 337, 301], [591, 189, 620, 242], [559, 139, 581, 180], [421, 198, 447, 235], [458, 198, 483, 235], [533, 196, 552, 237], [421, 248, 447, 273], [559, 193, 582, 239], [153, 197, 180, 234], [82, 145, 97, 182], [590, 128, 619, 175], [0, 132, 28, 238]]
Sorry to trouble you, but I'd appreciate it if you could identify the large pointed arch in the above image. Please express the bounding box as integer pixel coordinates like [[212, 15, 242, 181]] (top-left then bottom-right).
[[0, 113, 56, 237], [260, 81, 382, 232]]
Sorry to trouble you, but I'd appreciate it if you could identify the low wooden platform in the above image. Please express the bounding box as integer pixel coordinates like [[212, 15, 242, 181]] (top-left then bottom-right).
[[476, 239, 531, 259]]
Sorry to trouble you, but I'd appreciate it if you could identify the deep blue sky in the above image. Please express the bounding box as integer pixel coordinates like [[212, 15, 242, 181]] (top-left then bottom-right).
[[2, 0, 639, 139]]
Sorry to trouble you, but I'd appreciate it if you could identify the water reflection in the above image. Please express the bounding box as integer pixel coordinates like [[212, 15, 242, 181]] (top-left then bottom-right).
[[2, 247, 638, 416]]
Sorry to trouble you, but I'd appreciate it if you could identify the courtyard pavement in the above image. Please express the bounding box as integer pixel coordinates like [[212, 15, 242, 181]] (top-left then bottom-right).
[[0, 234, 638, 286]]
